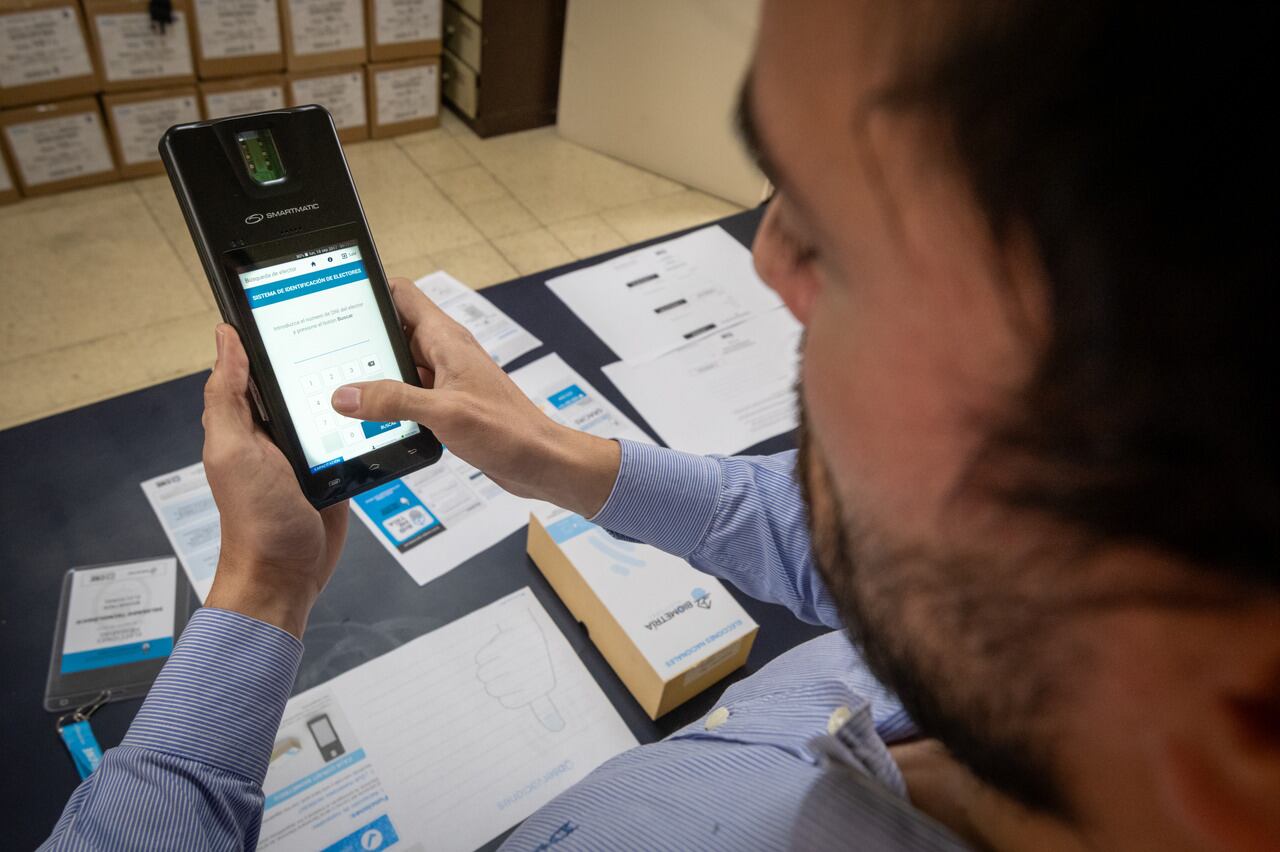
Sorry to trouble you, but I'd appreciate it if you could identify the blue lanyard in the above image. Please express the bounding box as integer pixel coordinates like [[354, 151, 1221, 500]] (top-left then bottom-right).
[[56, 692, 109, 780]]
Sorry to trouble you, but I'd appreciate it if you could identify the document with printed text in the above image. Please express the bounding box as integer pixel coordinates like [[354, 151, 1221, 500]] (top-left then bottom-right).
[[257, 588, 638, 852], [602, 307, 803, 456], [546, 226, 783, 363], [141, 464, 219, 602], [414, 271, 541, 367]]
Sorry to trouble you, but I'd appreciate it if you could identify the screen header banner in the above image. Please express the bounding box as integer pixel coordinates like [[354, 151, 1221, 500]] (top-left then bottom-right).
[[243, 260, 367, 309]]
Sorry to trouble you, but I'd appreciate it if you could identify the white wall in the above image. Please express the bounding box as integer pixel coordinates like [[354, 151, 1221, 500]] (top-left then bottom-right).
[[557, 0, 766, 207]]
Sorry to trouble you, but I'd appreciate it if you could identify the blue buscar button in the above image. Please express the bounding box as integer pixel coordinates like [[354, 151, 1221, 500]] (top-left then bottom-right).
[[361, 420, 401, 439]]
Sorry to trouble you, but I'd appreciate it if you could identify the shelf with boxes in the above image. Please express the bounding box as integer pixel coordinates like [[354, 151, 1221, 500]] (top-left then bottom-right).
[[0, 0, 443, 203]]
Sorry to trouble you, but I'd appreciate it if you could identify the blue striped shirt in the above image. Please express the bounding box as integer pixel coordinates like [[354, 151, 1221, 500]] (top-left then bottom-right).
[[41, 440, 969, 850]]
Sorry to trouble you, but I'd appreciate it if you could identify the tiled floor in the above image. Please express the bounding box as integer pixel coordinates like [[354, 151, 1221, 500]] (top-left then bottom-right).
[[0, 109, 742, 430]]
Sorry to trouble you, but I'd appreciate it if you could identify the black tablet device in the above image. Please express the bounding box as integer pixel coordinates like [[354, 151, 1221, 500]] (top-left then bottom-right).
[[160, 105, 443, 508]]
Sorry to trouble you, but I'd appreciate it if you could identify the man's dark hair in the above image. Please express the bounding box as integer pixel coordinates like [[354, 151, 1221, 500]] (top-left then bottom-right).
[[879, 4, 1275, 585]]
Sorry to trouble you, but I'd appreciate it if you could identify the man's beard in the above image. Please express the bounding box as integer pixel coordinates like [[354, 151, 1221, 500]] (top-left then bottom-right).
[[795, 402, 1075, 818]]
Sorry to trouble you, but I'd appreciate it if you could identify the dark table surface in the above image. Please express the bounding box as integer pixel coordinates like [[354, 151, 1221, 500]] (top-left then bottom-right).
[[0, 206, 825, 848]]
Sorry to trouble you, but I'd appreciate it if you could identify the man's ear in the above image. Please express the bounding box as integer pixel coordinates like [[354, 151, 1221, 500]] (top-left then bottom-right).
[[1158, 662, 1280, 852]]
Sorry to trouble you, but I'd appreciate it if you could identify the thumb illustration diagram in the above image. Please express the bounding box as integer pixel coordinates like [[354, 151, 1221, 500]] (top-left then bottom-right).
[[475, 608, 565, 732]]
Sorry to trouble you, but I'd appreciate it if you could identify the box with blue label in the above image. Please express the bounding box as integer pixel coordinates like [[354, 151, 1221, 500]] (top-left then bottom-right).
[[527, 505, 758, 719]]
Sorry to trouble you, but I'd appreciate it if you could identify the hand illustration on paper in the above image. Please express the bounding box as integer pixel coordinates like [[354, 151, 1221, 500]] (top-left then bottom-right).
[[475, 608, 565, 732]]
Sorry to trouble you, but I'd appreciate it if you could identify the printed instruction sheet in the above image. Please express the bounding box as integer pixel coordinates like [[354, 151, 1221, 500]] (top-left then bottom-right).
[[350, 450, 531, 586], [546, 225, 783, 363], [140, 464, 220, 603], [414, 271, 541, 367], [258, 588, 639, 852], [508, 352, 652, 445], [602, 307, 803, 456]]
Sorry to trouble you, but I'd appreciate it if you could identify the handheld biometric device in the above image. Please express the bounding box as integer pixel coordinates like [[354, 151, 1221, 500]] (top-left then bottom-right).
[[160, 106, 442, 507]]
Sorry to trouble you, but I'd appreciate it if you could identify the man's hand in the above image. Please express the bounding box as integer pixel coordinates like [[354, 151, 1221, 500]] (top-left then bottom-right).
[[330, 278, 621, 518], [202, 324, 348, 638]]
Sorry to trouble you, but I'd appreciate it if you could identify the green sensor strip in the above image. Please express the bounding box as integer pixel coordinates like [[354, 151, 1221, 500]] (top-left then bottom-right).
[[236, 129, 286, 185]]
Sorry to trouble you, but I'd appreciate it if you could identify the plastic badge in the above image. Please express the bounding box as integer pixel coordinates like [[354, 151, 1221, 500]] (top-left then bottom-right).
[[56, 692, 108, 779]]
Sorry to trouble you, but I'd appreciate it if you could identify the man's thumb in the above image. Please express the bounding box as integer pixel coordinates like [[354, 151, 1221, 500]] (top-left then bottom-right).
[[332, 380, 438, 425]]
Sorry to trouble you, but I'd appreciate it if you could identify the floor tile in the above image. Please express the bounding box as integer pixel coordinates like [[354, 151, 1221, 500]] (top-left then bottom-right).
[[440, 107, 470, 136], [133, 176, 216, 308], [429, 241, 517, 289], [344, 140, 485, 264], [397, 128, 477, 175], [548, 215, 629, 259], [385, 253, 439, 283], [431, 165, 507, 207], [600, 190, 742, 242], [492, 228, 575, 276], [0, 190, 207, 364], [0, 114, 710, 429], [0, 309, 221, 430], [459, 195, 541, 240], [457, 127, 685, 224], [0, 181, 138, 222]]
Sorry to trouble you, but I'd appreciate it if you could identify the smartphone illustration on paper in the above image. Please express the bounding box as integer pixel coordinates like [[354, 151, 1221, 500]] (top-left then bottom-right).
[[307, 713, 345, 762]]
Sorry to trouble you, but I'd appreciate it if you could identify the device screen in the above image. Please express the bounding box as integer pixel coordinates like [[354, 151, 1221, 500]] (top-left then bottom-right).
[[308, 716, 337, 746], [234, 238, 420, 473]]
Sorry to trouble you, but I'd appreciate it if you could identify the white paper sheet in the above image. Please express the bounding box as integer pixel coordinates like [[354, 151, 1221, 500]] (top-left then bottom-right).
[[140, 463, 220, 603], [508, 352, 652, 445], [414, 271, 542, 367], [602, 307, 803, 456], [258, 588, 638, 852], [350, 451, 530, 586], [546, 225, 783, 363], [351, 352, 652, 585]]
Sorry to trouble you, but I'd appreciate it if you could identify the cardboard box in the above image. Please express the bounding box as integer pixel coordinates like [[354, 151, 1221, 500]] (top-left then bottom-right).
[[190, 0, 284, 79], [0, 97, 119, 195], [200, 74, 286, 120], [0, 0, 98, 108], [366, 0, 439, 62], [84, 0, 196, 93], [280, 0, 366, 72], [366, 56, 437, 138], [101, 86, 200, 178], [0, 140, 19, 202], [527, 507, 758, 719], [289, 66, 366, 143]]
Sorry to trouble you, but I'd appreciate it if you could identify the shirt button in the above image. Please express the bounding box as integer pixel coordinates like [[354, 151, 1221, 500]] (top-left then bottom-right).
[[705, 706, 731, 731], [827, 705, 853, 736]]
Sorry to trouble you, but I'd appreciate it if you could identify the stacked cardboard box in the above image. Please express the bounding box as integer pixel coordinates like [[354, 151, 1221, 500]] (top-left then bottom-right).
[[276, 0, 441, 137], [0, 0, 442, 199]]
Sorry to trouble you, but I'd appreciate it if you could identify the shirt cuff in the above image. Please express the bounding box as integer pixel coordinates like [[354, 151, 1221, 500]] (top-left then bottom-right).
[[121, 607, 302, 783], [588, 438, 722, 557]]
